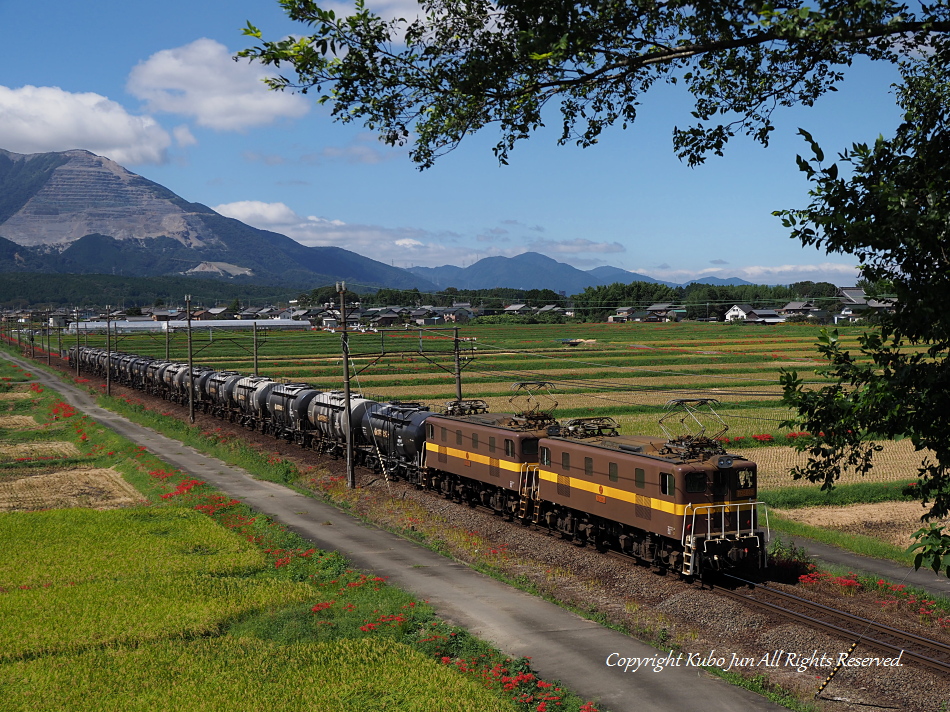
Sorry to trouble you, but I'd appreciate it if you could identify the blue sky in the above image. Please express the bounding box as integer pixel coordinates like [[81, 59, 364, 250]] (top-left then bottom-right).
[[0, 0, 905, 285]]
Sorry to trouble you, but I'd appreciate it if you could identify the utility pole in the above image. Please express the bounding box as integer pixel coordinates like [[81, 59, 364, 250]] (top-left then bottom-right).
[[75, 307, 81, 377], [46, 307, 51, 366], [186, 295, 195, 424], [338, 281, 355, 489], [453, 326, 463, 403], [252, 322, 259, 376], [105, 306, 111, 397], [165, 322, 170, 359]]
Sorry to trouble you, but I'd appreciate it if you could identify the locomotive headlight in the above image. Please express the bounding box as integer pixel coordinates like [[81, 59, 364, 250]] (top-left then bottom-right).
[[717, 456, 734, 469]]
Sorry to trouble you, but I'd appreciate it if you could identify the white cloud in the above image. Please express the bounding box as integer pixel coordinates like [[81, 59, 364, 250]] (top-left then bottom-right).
[[127, 38, 309, 131], [643, 261, 861, 286], [528, 238, 626, 255], [0, 85, 171, 164], [173, 125, 197, 147], [212, 200, 859, 283], [212, 200, 481, 268], [213, 200, 303, 226], [322, 0, 425, 22]]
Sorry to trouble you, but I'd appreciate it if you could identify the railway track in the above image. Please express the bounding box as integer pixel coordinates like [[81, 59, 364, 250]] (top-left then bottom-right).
[[711, 573, 950, 675]]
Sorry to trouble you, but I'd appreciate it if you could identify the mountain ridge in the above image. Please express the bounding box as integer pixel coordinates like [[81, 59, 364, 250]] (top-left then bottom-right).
[[0, 148, 437, 291], [0, 148, 757, 293], [409, 252, 753, 292]]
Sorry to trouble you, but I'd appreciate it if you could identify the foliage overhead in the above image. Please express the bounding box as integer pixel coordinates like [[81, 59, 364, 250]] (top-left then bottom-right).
[[778, 48, 950, 574], [243, 0, 950, 574], [240, 0, 950, 168]]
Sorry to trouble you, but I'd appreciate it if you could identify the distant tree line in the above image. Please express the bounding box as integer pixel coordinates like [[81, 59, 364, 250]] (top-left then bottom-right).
[[572, 281, 839, 321], [299, 286, 566, 309], [0, 273, 302, 310]]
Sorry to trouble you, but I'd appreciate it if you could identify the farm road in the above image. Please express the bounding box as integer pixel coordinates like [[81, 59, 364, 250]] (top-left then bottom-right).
[[3, 350, 784, 712]]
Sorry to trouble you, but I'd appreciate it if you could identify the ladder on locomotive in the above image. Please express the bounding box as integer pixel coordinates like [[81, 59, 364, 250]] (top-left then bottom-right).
[[518, 465, 540, 522], [681, 536, 699, 576]]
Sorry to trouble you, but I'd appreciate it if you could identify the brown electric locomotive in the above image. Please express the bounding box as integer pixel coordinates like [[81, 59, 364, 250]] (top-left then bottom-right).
[[534, 414, 766, 575], [423, 398, 555, 516], [422, 397, 768, 576]]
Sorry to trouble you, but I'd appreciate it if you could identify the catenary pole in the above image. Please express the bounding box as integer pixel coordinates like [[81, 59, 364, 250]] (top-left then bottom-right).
[[75, 308, 81, 377], [252, 322, 259, 376], [186, 295, 195, 424], [454, 326, 463, 403], [339, 282, 355, 489], [105, 306, 111, 397]]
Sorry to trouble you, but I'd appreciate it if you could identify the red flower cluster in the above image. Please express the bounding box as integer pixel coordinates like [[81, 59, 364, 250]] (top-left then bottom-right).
[[192, 494, 241, 516], [751, 434, 774, 442], [359, 613, 407, 632], [160, 478, 205, 499], [50, 401, 77, 419], [148, 468, 180, 481]]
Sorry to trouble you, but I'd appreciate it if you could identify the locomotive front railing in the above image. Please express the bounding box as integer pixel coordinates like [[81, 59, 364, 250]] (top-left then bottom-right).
[[681, 502, 770, 575], [682, 502, 770, 545]]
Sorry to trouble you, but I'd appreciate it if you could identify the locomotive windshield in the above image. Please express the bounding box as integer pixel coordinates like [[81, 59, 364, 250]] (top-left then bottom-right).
[[522, 439, 539, 457], [685, 472, 706, 493]]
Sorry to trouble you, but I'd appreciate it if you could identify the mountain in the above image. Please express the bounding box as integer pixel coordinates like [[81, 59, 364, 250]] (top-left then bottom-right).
[[409, 252, 616, 294], [409, 253, 740, 292], [0, 148, 436, 291], [584, 265, 676, 287]]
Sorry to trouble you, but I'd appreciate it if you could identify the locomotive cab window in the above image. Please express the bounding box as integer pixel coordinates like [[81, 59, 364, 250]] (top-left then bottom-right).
[[522, 439, 538, 457], [584, 457, 594, 477], [609, 462, 618, 482], [635, 468, 645, 489], [562, 452, 571, 471], [540, 446, 551, 466], [471, 433, 479, 449], [685, 472, 706, 493], [489, 436, 496, 453], [660, 472, 675, 497], [441, 427, 447, 442], [456, 430, 463, 446], [737, 470, 756, 490], [505, 439, 515, 457]]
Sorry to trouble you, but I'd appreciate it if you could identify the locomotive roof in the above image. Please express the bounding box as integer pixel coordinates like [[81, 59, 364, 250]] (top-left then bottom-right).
[[428, 412, 551, 434], [543, 433, 751, 467]]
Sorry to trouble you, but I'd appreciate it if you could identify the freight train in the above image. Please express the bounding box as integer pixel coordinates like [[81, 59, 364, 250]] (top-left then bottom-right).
[[68, 345, 769, 576]]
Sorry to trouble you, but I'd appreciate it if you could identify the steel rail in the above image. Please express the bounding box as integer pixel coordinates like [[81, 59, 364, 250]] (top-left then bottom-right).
[[714, 573, 950, 676]]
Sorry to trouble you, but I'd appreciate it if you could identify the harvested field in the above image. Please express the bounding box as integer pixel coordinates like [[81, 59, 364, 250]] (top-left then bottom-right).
[[0, 441, 80, 461], [736, 440, 930, 489], [0, 468, 144, 512], [0, 415, 38, 429], [0, 392, 34, 401], [774, 501, 939, 548]]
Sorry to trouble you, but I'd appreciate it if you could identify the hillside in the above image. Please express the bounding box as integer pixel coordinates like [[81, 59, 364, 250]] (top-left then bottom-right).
[[0, 148, 436, 291], [409, 252, 679, 292]]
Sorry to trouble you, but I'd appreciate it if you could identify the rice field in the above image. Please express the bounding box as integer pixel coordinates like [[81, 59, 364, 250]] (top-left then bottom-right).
[[71, 321, 932, 491], [0, 355, 594, 712]]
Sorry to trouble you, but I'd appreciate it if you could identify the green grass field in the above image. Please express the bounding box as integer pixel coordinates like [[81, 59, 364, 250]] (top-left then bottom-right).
[[0, 352, 597, 712]]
